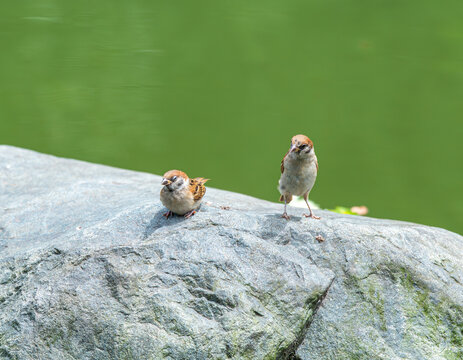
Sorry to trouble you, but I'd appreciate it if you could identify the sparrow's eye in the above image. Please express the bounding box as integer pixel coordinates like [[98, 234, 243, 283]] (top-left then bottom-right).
[[172, 176, 177, 181], [300, 144, 307, 149]]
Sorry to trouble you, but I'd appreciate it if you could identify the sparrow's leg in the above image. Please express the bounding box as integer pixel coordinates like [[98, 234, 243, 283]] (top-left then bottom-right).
[[163, 210, 173, 219], [303, 192, 320, 220], [281, 196, 290, 220], [184, 210, 196, 219]]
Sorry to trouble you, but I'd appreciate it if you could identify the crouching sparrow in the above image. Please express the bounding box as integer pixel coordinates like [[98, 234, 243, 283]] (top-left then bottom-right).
[[160, 170, 209, 219], [278, 134, 320, 220]]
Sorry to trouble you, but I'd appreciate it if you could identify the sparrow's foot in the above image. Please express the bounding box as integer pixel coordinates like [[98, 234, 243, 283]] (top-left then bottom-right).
[[163, 210, 173, 219], [303, 213, 321, 220], [281, 212, 290, 220], [184, 210, 196, 219]]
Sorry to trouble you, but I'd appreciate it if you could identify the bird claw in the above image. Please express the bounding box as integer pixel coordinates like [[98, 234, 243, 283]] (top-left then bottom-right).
[[281, 213, 290, 220], [303, 213, 321, 220], [163, 211, 173, 219], [184, 210, 196, 219]]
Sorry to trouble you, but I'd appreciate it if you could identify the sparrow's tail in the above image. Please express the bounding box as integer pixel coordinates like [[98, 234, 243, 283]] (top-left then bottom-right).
[[279, 194, 293, 203], [193, 177, 209, 185]]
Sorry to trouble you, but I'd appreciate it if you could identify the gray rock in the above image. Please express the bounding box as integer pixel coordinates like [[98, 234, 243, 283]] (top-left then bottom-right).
[[0, 146, 462, 360]]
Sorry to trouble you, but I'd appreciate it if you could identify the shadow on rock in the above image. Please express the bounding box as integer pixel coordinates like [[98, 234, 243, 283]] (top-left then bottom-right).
[[142, 208, 186, 239]]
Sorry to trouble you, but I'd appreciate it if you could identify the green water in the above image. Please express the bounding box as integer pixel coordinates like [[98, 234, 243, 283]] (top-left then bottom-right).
[[1, 0, 462, 233]]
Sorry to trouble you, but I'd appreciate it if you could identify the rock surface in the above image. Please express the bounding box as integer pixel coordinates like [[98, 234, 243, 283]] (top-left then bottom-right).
[[0, 146, 462, 360]]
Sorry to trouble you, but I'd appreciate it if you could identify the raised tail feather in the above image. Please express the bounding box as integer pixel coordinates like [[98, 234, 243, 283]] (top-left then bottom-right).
[[193, 177, 210, 185]]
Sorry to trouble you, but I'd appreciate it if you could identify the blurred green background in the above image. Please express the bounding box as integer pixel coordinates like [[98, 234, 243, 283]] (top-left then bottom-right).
[[0, 0, 462, 233]]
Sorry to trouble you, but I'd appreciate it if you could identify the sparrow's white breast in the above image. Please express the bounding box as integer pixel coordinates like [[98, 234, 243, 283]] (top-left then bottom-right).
[[279, 155, 317, 197], [160, 187, 199, 215]]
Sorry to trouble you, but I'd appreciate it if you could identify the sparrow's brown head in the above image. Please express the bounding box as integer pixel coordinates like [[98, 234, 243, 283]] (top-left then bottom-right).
[[161, 170, 189, 190], [290, 134, 314, 154]]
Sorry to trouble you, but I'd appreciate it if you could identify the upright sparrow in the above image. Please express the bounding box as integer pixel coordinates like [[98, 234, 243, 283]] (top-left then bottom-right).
[[278, 134, 320, 220], [160, 170, 209, 219]]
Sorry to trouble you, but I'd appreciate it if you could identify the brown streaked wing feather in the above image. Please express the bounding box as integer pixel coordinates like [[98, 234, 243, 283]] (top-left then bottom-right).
[[281, 151, 289, 174], [316, 159, 319, 172], [189, 177, 209, 201]]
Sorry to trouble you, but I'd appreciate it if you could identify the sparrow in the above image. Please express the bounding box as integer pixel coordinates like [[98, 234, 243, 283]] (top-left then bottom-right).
[[160, 170, 209, 219], [278, 134, 320, 220]]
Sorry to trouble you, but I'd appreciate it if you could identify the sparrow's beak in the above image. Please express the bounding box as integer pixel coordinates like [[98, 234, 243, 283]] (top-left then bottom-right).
[[290, 144, 299, 153], [161, 178, 171, 186]]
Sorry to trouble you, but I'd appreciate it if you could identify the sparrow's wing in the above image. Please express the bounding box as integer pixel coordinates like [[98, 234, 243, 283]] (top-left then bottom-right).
[[189, 178, 209, 201], [281, 151, 289, 174], [315, 159, 319, 172]]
